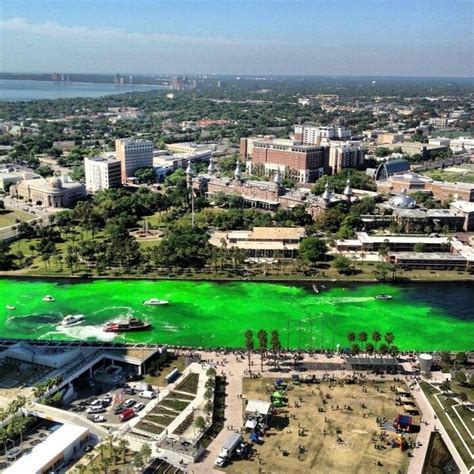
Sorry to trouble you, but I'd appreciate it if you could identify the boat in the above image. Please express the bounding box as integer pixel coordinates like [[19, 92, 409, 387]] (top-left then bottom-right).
[[5, 305, 16, 310], [375, 294, 393, 301], [143, 298, 169, 306], [312, 284, 319, 294], [104, 317, 152, 333], [60, 314, 85, 327], [42, 295, 55, 302]]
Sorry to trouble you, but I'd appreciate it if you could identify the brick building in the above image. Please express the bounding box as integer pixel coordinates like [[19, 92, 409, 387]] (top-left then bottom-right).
[[247, 138, 328, 183]]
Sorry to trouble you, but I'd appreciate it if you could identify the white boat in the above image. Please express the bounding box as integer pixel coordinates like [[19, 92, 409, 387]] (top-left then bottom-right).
[[143, 298, 169, 306], [312, 284, 319, 294], [42, 295, 55, 302], [375, 294, 393, 301], [5, 305, 16, 310], [61, 314, 85, 327]]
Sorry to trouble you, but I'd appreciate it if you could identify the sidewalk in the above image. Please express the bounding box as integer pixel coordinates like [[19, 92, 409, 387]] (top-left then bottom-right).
[[407, 382, 468, 474]]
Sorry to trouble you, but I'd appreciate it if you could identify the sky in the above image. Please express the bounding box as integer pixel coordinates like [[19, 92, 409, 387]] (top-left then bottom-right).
[[0, 0, 473, 77]]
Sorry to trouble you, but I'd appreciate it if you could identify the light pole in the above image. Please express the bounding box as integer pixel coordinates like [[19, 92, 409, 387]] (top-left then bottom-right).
[[186, 160, 195, 228]]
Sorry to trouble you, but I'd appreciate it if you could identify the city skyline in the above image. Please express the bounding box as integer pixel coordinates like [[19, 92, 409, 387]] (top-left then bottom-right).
[[0, 0, 473, 77]]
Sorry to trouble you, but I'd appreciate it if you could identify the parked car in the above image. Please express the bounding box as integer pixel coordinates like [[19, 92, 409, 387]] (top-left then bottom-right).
[[123, 398, 136, 408], [113, 405, 125, 415], [87, 406, 105, 414], [119, 408, 135, 422], [134, 403, 145, 412], [124, 387, 136, 395]]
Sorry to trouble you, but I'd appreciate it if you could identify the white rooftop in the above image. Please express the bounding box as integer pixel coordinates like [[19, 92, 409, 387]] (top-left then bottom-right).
[[451, 200, 474, 212], [4, 423, 88, 474], [245, 399, 272, 416]]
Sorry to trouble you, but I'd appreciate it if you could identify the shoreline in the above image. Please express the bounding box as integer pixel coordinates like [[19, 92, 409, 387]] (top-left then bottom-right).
[[0, 272, 473, 284]]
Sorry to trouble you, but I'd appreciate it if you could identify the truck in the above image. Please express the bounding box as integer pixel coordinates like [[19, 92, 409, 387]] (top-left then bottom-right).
[[215, 432, 243, 467], [139, 390, 156, 399]]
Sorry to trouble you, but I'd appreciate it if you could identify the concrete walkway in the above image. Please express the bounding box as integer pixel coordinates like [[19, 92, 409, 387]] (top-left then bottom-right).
[[407, 382, 469, 474]]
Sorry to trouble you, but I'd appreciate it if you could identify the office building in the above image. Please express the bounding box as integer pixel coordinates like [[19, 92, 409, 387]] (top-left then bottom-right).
[[84, 156, 122, 192], [115, 138, 153, 183]]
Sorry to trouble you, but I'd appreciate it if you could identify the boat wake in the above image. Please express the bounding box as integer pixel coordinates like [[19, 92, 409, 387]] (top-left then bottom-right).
[[323, 297, 375, 304], [45, 325, 117, 342]]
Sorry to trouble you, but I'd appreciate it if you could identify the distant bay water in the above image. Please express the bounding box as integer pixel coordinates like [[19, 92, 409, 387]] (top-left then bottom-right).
[[0, 79, 166, 101]]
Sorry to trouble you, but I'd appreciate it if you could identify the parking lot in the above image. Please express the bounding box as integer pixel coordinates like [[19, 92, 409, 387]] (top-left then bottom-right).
[[67, 366, 158, 427]]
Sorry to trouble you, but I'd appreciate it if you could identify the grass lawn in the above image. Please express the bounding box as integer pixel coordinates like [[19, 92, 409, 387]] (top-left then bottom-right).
[[419, 381, 473, 469], [420, 168, 474, 184], [0, 209, 35, 228], [422, 432, 456, 473], [144, 356, 187, 388], [223, 378, 418, 474]]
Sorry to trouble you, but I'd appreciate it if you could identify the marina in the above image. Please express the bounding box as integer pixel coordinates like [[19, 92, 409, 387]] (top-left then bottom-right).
[[0, 278, 472, 351]]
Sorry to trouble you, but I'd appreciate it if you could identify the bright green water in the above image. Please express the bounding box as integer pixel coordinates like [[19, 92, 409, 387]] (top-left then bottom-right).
[[0, 279, 472, 351]]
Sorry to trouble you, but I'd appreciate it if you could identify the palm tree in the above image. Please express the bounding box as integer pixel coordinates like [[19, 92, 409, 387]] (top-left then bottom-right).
[[384, 332, 395, 346], [118, 438, 129, 464], [257, 329, 268, 372], [358, 331, 367, 351], [100, 456, 111, 474], [244, 330, 254, 374], [371, 331, 381, 352], [347, 331, 356, 345], [270, 330, 282, 367]]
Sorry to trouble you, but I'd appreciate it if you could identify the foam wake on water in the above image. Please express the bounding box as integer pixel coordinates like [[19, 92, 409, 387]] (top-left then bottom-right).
[[323, 297, 375, 304], [43, 325, 117, 342]]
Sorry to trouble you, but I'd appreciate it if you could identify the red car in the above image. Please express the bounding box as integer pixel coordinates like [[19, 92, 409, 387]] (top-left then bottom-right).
[[119, 408, 135, 422]]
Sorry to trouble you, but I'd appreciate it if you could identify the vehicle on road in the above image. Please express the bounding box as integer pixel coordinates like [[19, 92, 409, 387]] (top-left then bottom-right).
[[87, 414, 106, 423], [215, 432, 243, 467]]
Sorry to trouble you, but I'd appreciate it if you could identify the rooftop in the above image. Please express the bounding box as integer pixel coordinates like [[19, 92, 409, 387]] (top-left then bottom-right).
[[4, 423, 88, 474], [450, 200, 474, 212]]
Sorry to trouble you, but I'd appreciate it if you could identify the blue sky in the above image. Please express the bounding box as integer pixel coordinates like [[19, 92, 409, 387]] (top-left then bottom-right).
[[0, 0, 473, 76]]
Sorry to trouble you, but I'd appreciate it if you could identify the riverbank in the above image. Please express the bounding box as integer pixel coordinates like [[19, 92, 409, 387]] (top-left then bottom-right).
[[1, 269, 473, 283]]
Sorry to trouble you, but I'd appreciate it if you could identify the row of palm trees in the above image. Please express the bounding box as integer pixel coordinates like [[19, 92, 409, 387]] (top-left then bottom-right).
[[346, 330, 397, 354], [244, 329, 283, 373]]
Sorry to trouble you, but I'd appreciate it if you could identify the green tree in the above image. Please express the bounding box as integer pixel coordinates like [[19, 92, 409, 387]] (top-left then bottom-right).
[[134, 167, 157, 184], [358, 331, 367, 349], [455, 371, 467, 385], [371, 331, 381, 351], [347, 331, 356, 345], [140, 443, 152, 464], [299, 237, 327, 264], [333, 255, 353, 274], [194, 415, 206, 431], [384, 332, 395, 346], [245, 330, 254, 374], [257, 329, 268, 372]]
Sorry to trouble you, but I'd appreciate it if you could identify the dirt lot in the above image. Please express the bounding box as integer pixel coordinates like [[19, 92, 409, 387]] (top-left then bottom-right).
[[224, 377, 419, 474]]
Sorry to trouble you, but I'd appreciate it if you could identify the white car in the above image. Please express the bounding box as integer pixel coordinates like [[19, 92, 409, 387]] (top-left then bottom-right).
[[134, 403, 145, 412], [123, 398, 136, 408], [87, 406, 105, 414], [88, 414, 106, 423]]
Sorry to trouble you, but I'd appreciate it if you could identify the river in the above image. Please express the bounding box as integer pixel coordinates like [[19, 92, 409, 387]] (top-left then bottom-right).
[[0, 279, 473, 351], [0, 79, 165, 101]]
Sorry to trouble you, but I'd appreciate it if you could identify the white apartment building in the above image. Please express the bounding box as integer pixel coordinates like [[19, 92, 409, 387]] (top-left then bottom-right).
[[328, 141, 365, 174], [115, 138, 153, 182], [294, 124, 351, 145], [84, 156, 122, 192]]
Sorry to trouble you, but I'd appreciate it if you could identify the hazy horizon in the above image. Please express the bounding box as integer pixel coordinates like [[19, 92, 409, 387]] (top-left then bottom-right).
[[1, 0, 473, 77]]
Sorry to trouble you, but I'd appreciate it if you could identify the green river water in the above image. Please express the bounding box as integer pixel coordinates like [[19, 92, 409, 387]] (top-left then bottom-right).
[[0, 279, 472, 351]]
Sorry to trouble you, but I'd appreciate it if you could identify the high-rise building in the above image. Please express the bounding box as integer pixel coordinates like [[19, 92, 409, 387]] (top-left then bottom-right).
[[84, 156, 122, 192], [328, 141, 365, 174], [294, 124, 352, 145], [115, 138, 154, 183]]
